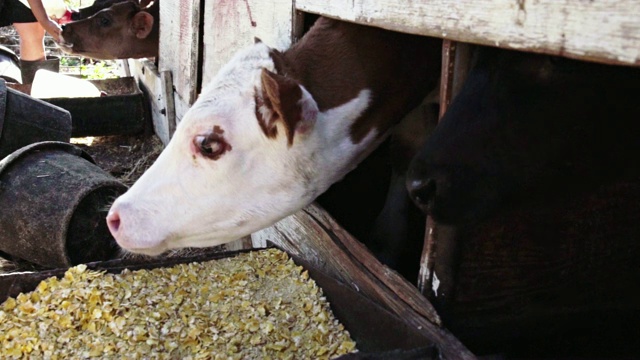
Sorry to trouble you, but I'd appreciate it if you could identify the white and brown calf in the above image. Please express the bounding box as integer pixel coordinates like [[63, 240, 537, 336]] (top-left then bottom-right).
[[107, 17, 442, 256]]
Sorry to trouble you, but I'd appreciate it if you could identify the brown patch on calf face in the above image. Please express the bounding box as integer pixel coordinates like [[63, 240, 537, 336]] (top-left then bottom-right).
[[194, 125, 232, 160], [254, 90, 276, 139], [257, 69, 304, 146]]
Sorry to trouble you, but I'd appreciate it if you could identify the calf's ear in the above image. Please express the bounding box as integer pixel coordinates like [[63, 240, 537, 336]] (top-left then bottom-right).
[[257, 69, 318, 146], [132, 11, 154, 39]]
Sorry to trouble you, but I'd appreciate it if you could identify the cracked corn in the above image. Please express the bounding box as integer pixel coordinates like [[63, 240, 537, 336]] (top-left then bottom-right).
[[0, 248, 357, 359]]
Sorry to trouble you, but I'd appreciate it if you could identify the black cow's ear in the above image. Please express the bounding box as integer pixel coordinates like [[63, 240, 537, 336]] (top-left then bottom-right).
[[132, 11, 154, 39]]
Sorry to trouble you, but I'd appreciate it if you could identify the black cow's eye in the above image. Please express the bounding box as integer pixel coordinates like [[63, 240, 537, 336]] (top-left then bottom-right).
[[194, 134, 229, 160]]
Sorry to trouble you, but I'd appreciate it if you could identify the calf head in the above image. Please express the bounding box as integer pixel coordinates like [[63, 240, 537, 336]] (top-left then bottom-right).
[[106, 41, 379, 255], [58, 0, 158, 59], [407, 46, 640, 225]]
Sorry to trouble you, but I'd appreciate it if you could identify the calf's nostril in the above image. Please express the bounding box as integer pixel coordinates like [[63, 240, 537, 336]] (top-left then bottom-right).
[[106, 211, 121, 236]]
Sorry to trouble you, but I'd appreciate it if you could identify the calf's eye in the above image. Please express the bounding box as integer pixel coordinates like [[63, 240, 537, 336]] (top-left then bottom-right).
[[194, 133, 231, 160], [98, 16, 111, 27]]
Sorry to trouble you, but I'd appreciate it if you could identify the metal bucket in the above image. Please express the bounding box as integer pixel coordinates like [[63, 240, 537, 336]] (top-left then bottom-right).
[[0, 79, 72, 159], [0, 141, 128, 268]]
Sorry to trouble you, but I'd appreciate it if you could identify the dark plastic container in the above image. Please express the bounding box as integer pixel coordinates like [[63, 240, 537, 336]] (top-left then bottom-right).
[[19, 55, 61, 84], [0, 79, 72, 159], [45, 77, 148, 137], [5, 77, 148, 138], [0, 141, 128, 268]]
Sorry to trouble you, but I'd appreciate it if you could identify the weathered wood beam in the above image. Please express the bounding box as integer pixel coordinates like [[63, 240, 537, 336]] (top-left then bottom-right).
[[295, 0, 640, 66]]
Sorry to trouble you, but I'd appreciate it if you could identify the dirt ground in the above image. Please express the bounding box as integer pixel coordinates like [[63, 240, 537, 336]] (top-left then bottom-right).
[[71, 133, 164, 187]]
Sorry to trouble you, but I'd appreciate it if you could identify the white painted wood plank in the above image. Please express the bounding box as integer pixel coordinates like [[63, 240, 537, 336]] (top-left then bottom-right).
[[295, 0, 640, 65], [202, 0, 295, 87], [128, 59, 175, 146], [158, 0, 201, 105], [173, 92, 191, 125]]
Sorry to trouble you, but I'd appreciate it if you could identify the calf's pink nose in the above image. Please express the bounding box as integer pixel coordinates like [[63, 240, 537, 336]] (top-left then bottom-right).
[[106, 210, 121, 237]]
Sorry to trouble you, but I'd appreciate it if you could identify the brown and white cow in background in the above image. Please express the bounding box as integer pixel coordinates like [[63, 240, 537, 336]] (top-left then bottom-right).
[[106, 17, 442, 256], [57, 0, 158, 59]]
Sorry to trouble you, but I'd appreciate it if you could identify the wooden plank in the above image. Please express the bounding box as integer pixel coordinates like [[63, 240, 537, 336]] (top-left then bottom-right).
[[173, 93, 191, 125], [158, 0, 201, 106], [221, 236, 253, 251], [128, 59, 175, 146], [418, 41, 474, 311], [252, 203, 477, 359], [202, 0, 295, 87], [417, 217, 437, 298], [295, 0, 640, 66]]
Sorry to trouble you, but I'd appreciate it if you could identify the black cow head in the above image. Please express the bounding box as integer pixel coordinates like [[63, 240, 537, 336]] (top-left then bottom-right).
[[407, 46, 640, 225]]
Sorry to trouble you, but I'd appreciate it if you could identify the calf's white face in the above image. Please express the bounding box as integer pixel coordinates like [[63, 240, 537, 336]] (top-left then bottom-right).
[[107, 43, 375, 255]]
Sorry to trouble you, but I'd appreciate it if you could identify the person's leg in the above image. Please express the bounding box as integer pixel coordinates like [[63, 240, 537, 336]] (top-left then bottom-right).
[[13, 22, 46, 61]]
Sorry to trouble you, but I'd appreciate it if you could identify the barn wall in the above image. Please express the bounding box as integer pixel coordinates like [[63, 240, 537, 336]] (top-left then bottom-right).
[[202, 0, 296, 87], [158, 0, 201, 115]]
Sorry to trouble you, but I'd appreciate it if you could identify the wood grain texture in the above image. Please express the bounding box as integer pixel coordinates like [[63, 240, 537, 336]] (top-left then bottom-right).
[[202, 0, 294, 87], [295, 0, 640, 66], [158, 0, 201, 106], [128, 59, 174, 145]]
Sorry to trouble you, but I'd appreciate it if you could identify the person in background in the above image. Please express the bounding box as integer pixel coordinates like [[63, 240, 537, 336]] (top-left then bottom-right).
[[0, 0, 67, 83]]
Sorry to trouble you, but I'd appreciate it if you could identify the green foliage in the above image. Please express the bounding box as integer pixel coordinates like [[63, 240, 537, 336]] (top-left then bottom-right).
[[60, 56, 81, 67], [79, 59, 119, 79], [60, 56, 120, 79]]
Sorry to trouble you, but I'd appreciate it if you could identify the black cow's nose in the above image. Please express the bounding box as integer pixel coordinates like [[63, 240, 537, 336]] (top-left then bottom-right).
[[408, 178, 437, 210]]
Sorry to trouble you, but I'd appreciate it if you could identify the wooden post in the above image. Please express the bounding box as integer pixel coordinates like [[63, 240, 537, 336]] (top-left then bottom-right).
[[418, 41, 474, 315]]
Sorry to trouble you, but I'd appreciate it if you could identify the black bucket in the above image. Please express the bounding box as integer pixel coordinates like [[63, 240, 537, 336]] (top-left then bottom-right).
[[0, 78, 72, 159], [0, 141, 128, 268], [20, 55, 61, 85]]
